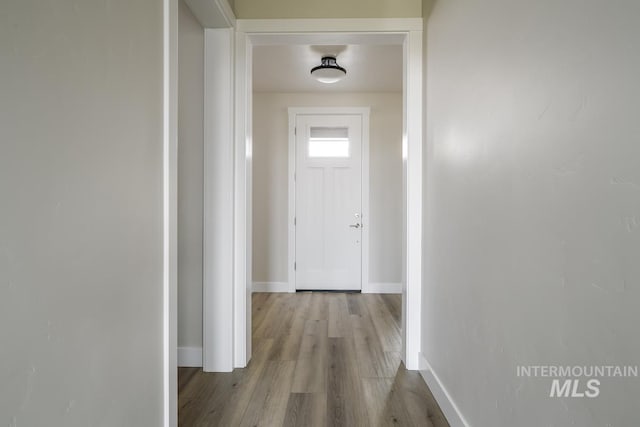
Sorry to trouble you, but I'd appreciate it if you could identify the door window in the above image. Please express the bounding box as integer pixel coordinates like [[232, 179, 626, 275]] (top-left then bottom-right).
[[308, 127, 350, 158]]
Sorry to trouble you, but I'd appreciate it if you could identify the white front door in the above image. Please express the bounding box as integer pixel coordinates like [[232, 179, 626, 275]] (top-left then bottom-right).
[[295, 114, 363, 291]]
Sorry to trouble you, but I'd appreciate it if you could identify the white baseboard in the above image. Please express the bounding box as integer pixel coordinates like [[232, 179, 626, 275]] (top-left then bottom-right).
[[178, 347, 203, 367], [251, 281, 400, 293], [419, 352, 469, 427], [252, 282, 290, 293], [363, 282, 402, 294]]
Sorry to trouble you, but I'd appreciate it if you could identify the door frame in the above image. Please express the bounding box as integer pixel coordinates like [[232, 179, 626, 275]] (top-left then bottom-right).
[[227, 17, 424, 370], [163, 0, 178, 424], [287, 107, 371, 293], [203, 18, 423, 370]]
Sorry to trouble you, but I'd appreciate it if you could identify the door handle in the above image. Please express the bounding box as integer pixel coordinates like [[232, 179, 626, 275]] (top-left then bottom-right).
[[349, 223, 361, 229]]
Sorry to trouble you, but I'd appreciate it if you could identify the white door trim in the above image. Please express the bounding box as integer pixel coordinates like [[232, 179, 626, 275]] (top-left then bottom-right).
[[287, 107, 371, 293], [202, 28, 235, 372], [229, 18, 423, 370], [202, 26, 252, 371], [197, 1, 245, 373], [234, 29, 252, 368], [403, 29, 423, 370], [163, 0, 178, 424], [184, 0, 236, 28]]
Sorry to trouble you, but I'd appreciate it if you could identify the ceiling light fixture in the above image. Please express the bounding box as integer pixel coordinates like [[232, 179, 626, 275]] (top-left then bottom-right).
[[311, 56, 346, 84]]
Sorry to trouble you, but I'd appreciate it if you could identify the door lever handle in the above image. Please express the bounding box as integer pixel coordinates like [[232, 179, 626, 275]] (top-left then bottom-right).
[[349, 223, 361, 229]]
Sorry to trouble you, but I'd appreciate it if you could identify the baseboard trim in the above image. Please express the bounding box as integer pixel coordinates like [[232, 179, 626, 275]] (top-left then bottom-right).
[[363, 282, 402, 294], [252, 282, 290, 293], [178, 347, 203, 367], [419, 352, 469, 427], [252, 281, 401, 293]]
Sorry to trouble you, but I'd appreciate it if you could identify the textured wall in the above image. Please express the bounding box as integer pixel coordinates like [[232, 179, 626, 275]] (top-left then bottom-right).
[[178, 0, 204, 349], [253, 92, 403, 285], [0, 0, 164, 425], [422, 0, 640, 425], [235, 0, 421, 19]]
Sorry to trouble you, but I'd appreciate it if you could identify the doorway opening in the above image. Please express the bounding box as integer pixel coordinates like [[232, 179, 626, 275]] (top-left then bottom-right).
[[202, 18, 423, 373]]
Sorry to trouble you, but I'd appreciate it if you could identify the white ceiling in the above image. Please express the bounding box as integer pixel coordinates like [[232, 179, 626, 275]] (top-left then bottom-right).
[[252, 44, 403, 93]]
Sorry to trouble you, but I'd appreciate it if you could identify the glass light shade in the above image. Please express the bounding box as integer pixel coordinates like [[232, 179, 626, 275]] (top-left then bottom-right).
[[311, 57, 346, 84]]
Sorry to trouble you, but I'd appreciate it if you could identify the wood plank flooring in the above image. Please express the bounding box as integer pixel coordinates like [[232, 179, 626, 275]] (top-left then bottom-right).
[[179, 292, 450, 427]]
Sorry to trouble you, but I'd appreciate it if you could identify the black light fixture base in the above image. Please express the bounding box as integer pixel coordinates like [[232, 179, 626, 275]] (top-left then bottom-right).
[[310, 56, 347, 83], [310, 56, 347, 75]]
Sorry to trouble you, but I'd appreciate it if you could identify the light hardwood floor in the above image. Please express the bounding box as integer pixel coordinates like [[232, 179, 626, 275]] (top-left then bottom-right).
[[179, 292, 450, 427]]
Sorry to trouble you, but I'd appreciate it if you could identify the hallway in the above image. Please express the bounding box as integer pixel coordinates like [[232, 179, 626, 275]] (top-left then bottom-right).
[[178, 293, 449, 426]]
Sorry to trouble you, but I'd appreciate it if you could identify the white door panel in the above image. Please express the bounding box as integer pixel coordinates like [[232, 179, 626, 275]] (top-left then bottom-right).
[[295, 114, 362, 290]]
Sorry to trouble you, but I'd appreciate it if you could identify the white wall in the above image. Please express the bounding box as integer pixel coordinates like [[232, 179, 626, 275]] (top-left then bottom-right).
[[253, 92, 403, 287], [422, 0, 640, 426], [0, 0, 164, 425], [178, 0, 204, 351]]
